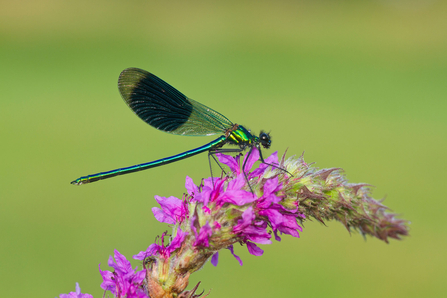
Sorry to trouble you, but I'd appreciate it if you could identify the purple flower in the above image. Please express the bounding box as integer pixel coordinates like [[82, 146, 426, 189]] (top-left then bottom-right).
[[217, 148, 305, 255], [213, 221, 221, 231], [233, 207, 271, 243], [195, 175, 256, 208], [99, 250, 146, 298], [176, 148, 303, 260], [134, 228, 187, 260], [212, 245, 243, 266], [193, 222, 213, 247], [152, 195, 188, 224], [211, 252, 219, 266], [59, 283, 93, 298], [247, 241, 264, 256], [217, 146, 260, 177], [227, 245, 243, 266], [255, 176, 303, 239], [250, 151, 279, 177], [216, 175, 257, 206], [216, 153, 241, 175], [199, 177, 227, 206], [185, 176, 199, 196]]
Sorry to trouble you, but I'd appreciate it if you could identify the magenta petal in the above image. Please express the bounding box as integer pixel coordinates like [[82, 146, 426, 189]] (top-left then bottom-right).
[[133, 269, 146, 284], [114, 249, 133, 272], [219, 190, 257, 206], [211, 252, 219, 266], [152, 195, 187, 224], [185, 176, 198, 196], [99, 264, 115, 292], [203, 177, 215, 189], [226, 175, 246, 190], [247, 235, 272, 244], [243, 147, 260, 173], [152, 207, 176, 224], [133, 243, 160, 260], [217, 153, 240, 174], [202, 206, 211, 214], [276, 215, 302, 237], [249, 166, 264, 178], [274, 230, 282, 241], [203, 178, 225, 205], [199, 187, 211, 205], [241, 226, 272, 244], [281, 215, 303, 231], [263, 176, 280, 196], [257, 193, 281, 209], [107, 254, 116, 269], [233, 207, 255, 232], [157, 196, 183, 215], [193, 222, 212, 247], [259, 209, 284, 230], [247, 242, 264, 256], [99, 251, 147, 298], [241, 206, 255, 222], [227, 245, 243, 266], [107, 250, 131, 274], [213, 221, 221, 230], [278, 226, 301, 238], [167, 228, 187, 255], [241, 224, 267, 234], [60, 283, 93, 298], [265, 151, 279, 164], [251, 151, 279, 177], [75, 283, 81, 296]]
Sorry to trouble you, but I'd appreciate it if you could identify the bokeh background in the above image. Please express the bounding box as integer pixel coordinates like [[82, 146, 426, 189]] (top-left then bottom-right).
[[1, 0, 446, 297]]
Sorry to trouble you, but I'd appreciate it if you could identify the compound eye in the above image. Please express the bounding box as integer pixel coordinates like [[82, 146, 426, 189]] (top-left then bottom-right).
[[259, 132, 271, 149]]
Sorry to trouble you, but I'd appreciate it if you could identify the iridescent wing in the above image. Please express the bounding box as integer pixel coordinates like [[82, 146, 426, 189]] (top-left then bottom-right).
[[118, 68, 233, 136]]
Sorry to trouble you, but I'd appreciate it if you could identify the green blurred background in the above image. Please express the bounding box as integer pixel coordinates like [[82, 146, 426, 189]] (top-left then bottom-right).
[[1, 0, 446, 297]]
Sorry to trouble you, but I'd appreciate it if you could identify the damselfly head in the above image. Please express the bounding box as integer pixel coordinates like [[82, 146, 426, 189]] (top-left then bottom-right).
[[259, 131, 271, 149]]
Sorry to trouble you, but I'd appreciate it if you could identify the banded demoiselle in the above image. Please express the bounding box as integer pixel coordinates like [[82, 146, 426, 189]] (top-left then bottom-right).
[[71, 68, 273, 185]]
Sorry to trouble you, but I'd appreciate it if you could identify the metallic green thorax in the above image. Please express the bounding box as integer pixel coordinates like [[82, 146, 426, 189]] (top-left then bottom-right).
[[225, 125, 254, 147]]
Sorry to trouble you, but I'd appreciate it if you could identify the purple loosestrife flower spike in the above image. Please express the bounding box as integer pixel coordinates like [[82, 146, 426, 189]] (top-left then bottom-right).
[[128, 148, 408, 298]]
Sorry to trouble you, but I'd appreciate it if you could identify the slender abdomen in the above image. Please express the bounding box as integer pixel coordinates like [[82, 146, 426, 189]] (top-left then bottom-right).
[[71, 136, 226, 185]]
